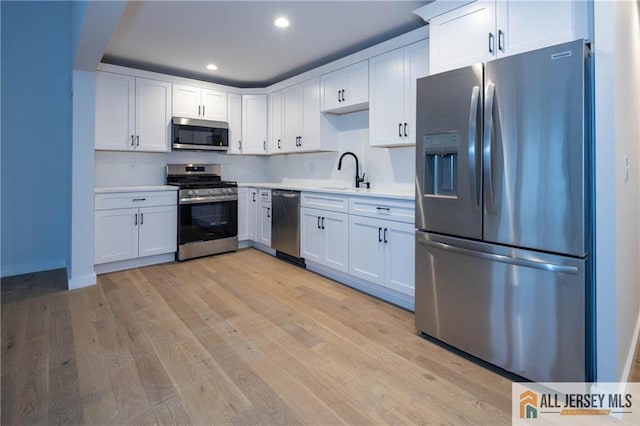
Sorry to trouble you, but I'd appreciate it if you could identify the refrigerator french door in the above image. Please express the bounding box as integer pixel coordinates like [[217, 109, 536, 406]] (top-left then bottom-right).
[[414, 39, 592, 382]]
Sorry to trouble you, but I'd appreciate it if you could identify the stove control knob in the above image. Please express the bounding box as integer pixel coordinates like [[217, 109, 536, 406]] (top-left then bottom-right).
[[187, 190, 194, 196], [208, 189, 215, 195]]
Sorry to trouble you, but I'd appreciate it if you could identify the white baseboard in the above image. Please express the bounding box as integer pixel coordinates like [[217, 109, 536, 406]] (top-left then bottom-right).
[[68, 272, 97, 290], [94, 253, 175, 275]]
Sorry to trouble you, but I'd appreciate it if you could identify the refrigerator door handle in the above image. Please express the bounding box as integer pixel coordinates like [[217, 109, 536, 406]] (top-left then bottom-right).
[[483, 82, 496, 213], [416, 237, 579, 275], [468, 85, 481, 211]]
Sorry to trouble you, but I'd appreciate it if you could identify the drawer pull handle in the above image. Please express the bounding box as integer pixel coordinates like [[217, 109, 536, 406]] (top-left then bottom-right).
[[376, 207, 390, 211], [132, 198, 146, 202]]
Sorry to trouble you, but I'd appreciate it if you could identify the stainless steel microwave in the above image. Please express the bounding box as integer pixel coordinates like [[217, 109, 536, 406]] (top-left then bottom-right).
[[172, 117, 229, 151]]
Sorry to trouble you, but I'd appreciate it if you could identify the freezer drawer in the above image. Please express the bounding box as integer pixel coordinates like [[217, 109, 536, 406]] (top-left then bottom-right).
[[415, 232, 586, 382]]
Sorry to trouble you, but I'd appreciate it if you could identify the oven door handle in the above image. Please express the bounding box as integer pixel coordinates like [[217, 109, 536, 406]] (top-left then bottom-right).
[[179, 195, 238, 204]]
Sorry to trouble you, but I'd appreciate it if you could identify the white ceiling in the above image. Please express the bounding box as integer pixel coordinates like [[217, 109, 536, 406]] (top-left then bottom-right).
[[103, 1, 429, 88]]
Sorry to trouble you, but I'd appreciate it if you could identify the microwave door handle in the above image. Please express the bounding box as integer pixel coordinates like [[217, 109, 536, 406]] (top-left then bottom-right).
[[468, 85, 481, 211], [483, 82, 496, 213]]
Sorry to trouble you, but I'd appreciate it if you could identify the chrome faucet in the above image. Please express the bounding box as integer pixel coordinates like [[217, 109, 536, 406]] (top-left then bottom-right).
[[338, 151, 366, 188]]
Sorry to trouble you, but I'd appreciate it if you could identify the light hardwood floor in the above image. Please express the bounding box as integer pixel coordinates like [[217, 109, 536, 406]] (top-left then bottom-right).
[[2, 248, 514, 425]]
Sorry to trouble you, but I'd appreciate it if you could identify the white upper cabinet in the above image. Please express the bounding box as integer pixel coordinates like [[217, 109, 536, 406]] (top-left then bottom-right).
[[172, 84, 227, 121], [95, 72, 171, 152], [495, 1, 588, 58], [241, 94, 269, 155], [425, 0, 589, 74], [269, 91, 284, 153], [428, 1, 496, 74], [227, 92, 242, 154], [283, 78, 324, 152], [369, 41, 428, 147], [320, 60, 369, 114]]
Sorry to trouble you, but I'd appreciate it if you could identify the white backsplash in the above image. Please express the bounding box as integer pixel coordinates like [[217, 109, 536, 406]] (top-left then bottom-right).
[[94, 150, 268, 187], [95, 110, 416, 191]]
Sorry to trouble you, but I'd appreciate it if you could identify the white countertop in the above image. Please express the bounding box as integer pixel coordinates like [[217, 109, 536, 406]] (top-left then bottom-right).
[[238, 182, 414, 201], [95, 185, 178, 194]]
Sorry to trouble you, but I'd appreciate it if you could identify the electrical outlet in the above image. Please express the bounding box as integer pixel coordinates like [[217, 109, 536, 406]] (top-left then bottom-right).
[[129, 163, 137, 172]]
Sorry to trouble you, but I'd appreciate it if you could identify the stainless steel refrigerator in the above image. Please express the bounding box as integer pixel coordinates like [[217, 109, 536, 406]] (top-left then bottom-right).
[[414, 39, 593, 382]]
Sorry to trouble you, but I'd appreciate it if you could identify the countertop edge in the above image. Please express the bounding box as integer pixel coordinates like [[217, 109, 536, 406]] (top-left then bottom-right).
[[237, 183, 415, 201], [95, 185, 178, 194]]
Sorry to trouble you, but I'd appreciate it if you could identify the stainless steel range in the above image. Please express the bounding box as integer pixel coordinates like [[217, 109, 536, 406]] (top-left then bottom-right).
[[166, 164, 238, 261]]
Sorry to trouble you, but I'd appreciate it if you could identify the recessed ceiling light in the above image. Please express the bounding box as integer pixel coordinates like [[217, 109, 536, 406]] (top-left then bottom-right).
[[274, 16, 289, 28], [206, 64, 218, 71]]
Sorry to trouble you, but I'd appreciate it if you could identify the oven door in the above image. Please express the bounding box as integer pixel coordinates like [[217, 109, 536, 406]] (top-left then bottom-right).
[[178, 199, 237, 245]]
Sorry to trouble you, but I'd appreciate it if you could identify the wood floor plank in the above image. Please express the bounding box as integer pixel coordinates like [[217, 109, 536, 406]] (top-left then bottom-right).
[[47, 293, 84, 425], [1, 299, 30, 425]]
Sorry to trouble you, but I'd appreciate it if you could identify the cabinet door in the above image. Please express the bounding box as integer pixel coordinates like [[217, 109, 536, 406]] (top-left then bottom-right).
[[496, 1, 588, 58], [369, 48, 405, 147], [429, 1, 496, 74], [322, 211, 349, 274], [403, 41, 429, 147], [248, 189, 259, 241], [348, 215, 384, 285], [300, 207, 323, 263], [172, 84, 201, 119], [320, 69, 343, 112], [269, 91, 284, 153], [237, 188, 249, 241], [342, 61, 369, 109], [258, 202, 272, 246], [201, 88, 227, 121], [227, 93, 243, 154], [138, 205, 177, 257], [282, 84, 302, 151], [95, 72, 135, 151], [241, 95, 268, 154], [383, 221, 415, 296], [300, 79, 320, 151], [135, 78, 171, 152], [94, 208, 138, 264]]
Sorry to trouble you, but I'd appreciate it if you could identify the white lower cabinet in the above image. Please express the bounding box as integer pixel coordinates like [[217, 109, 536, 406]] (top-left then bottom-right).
[[237, 187, 249, 241], [348, 215, 415, 297], [247, 188, 259, 241], [258, 202, 272, 246], [300, 207, 349, 273], [94, 190, 177, 266], [95, 207, 139, 264], [257, 189, 272, 246]]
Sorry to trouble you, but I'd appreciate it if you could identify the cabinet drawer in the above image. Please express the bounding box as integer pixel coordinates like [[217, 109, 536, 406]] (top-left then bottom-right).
[[95, 191, 177, 210], [258, 189, 271, 202], [301, 192, 349, 212], [348, 196, 414, 223]]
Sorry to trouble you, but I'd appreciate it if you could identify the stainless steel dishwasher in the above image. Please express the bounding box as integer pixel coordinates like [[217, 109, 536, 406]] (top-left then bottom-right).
[[271, 189, 304, 265]]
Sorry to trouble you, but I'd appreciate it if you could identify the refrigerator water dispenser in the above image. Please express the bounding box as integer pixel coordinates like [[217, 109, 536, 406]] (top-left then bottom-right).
[[423, 132, 459, 197]]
